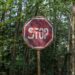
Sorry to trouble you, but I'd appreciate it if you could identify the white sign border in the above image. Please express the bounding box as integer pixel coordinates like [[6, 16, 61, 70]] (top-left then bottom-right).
[[23, 17, 54, 50]]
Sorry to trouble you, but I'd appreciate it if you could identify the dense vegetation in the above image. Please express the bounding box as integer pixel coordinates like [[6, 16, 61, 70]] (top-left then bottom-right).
[[0, 0, 74, 75]]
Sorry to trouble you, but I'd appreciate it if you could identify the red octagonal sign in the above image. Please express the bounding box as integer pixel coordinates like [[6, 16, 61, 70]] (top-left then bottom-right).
[[22, 17, 53, 50]]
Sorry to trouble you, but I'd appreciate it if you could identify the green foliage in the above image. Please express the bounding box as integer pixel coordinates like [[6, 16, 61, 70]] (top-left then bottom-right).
[[0, 0, 72, 75]]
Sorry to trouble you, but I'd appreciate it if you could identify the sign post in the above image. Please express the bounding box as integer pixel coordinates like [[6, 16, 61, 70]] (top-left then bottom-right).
[[22, 16, 53, 75], [37, 50, 41, 75]]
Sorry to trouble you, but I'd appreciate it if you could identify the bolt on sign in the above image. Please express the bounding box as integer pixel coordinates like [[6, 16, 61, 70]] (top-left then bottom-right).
[[22, 16, 53, 50]]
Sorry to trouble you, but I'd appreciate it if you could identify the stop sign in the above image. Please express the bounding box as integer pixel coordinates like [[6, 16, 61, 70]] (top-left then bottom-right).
[[22, 17, 53, 50]]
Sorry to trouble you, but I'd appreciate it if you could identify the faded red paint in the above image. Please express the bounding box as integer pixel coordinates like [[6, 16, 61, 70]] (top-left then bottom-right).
[[22, 17, 53, 50]]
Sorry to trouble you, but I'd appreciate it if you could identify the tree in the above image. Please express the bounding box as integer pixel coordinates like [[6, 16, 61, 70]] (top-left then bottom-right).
[[0, 0, 73, 75]]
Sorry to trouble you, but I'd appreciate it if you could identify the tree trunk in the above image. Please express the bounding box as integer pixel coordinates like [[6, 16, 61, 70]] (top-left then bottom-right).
[[70, 2, 75, 75]]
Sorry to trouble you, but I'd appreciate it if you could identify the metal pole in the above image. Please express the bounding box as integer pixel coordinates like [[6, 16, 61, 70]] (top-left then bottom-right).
[[37, 50, 41, 75]]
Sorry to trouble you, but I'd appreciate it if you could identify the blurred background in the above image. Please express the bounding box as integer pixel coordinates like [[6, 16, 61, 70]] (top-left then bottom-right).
[[0, 0, 75, 75]]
